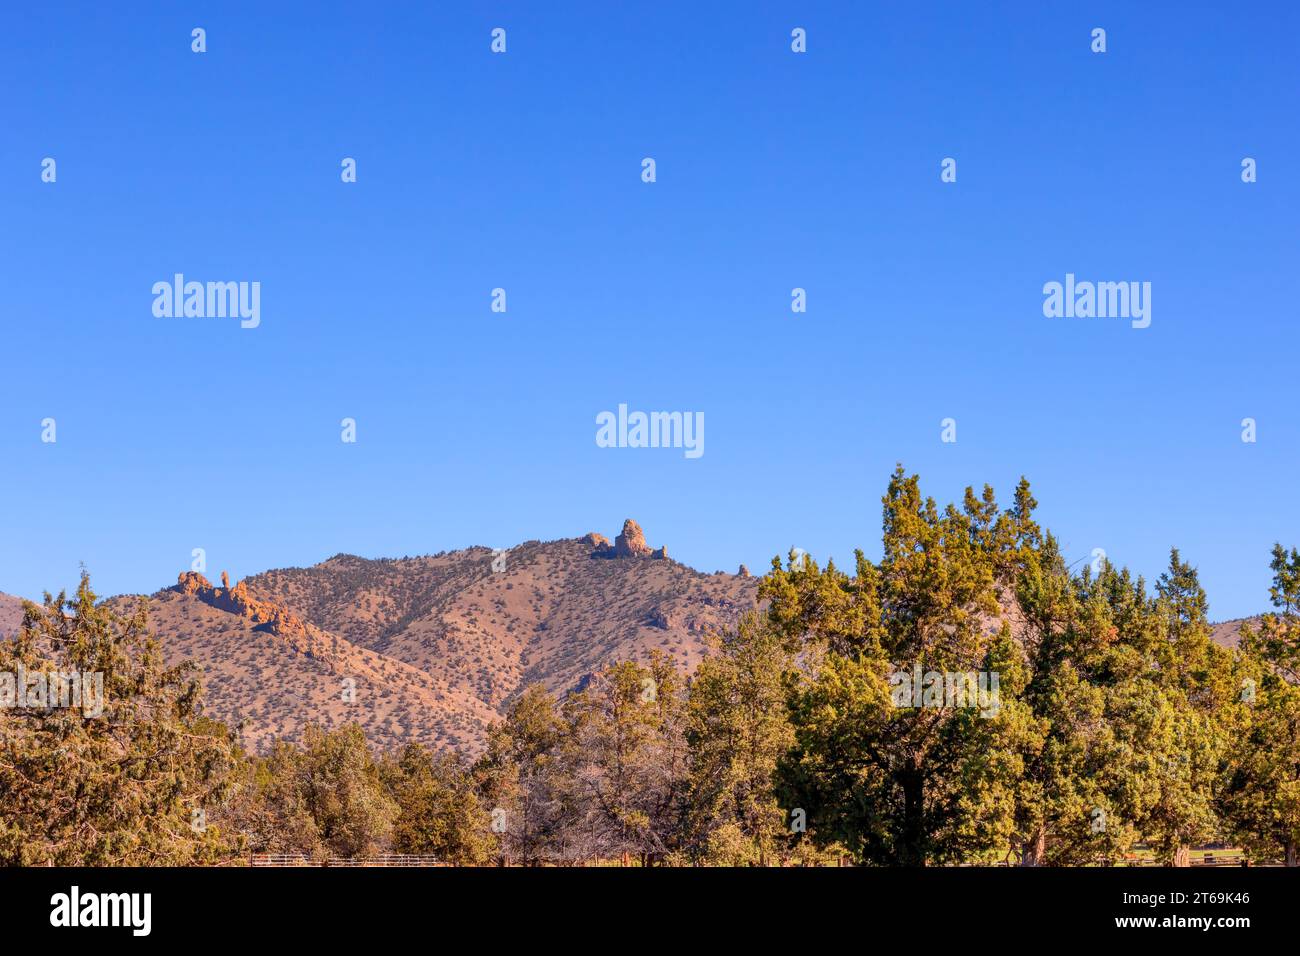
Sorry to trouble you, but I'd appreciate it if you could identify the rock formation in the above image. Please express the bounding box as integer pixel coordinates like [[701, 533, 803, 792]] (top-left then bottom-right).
[[590, 520, 668, 560], [614, 519, 651, 557], [172, 571, 307, 639]]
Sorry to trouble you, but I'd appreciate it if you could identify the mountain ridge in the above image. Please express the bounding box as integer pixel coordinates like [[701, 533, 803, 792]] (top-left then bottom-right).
[[0, 526, 1269, 755], [84, 522, 758, 754]]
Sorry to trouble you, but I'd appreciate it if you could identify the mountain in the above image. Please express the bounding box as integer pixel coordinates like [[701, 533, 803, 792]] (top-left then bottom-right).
[[130, 572, 501, 755], [117, 521, 759, 755], [1209, 617, 1263, 649], [0, 592, 24, 638], [4, 528, 1260, 756]]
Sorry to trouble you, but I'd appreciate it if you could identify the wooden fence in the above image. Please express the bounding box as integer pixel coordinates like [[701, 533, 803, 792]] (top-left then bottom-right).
[[250, 854, 441, 867]]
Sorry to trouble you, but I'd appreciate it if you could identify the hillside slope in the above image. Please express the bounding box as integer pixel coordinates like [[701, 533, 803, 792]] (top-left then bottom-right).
[[108, 521, 759, 754], [243, 523, 757, 714], [0, 592, 24, 638]]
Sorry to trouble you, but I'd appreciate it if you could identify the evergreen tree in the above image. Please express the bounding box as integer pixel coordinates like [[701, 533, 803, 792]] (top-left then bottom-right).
[[383, 743, 494, 863], [560, 653, 688, 865], [0, 573, 240, 865], [475, 683, 567, 864], [684, 612, 800, 864], [1223, 545, 1300, 865], [243, 723, 397, 858], [769, 468, 1028, 865]]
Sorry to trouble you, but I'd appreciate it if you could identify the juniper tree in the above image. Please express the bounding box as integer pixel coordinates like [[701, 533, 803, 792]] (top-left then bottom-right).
[[475, 683, 567, 864], [383, 743, 494, 864], [768, 468, 1030, 865], [559, 653, 689, 865], [242, 723, 397, 858], [1223, 545, 1300, 865], [683, 612, 800, 864], [1137, 550, 1237, 866], [0, 573, 240, 865]]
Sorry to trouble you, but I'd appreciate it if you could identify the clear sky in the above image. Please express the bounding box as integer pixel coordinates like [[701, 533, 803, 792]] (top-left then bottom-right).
[[2, 2, 1296, 620]]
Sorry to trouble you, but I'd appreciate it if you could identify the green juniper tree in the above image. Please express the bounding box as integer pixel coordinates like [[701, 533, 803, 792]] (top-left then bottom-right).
[[683, 612, 801, 864], [1223, 545, 1300, 865], [0, 573, 240, 865], [383, 743, 494, 863], [768, 468, 1031, 865]]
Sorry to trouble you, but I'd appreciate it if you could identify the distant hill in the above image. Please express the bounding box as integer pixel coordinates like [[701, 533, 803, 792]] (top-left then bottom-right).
[[1209, 617, 1263, 650], [0, 592, 24, 638], [3, 532, 1263, 756], [103, 521, 758, 755]]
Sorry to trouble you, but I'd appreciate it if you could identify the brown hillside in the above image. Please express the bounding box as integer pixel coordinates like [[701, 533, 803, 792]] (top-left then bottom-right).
[[0, 592, 24, 638], [242, 526, 758, 714], [93, 522, 758, 755], [112, 576, 500, 755]]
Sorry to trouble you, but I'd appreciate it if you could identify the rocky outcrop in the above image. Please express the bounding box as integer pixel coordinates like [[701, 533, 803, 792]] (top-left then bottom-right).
[[738, 564, 750, 577], [591, 520, 667, 560], [615, 520, 651, 557], [172, 571, 307, 639]]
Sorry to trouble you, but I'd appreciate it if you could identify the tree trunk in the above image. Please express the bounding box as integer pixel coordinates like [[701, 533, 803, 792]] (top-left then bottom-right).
[[1285, 841, 1298, 867], [900, 772, 927, 867], [1019, 827, 1047, 866], [1171, 845, 1190, 867]]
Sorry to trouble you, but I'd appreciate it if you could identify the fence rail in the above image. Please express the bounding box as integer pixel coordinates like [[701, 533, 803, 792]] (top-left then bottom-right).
[[252, 851, 1264, 868], [250, 854, 441, 867]]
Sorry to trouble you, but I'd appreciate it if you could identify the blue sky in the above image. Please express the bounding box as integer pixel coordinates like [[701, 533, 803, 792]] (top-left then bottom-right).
[[1, 2, 1296, 620]]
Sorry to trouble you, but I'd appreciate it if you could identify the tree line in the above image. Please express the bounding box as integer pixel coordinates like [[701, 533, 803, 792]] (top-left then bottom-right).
[[2, 466, 1297, 866]]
